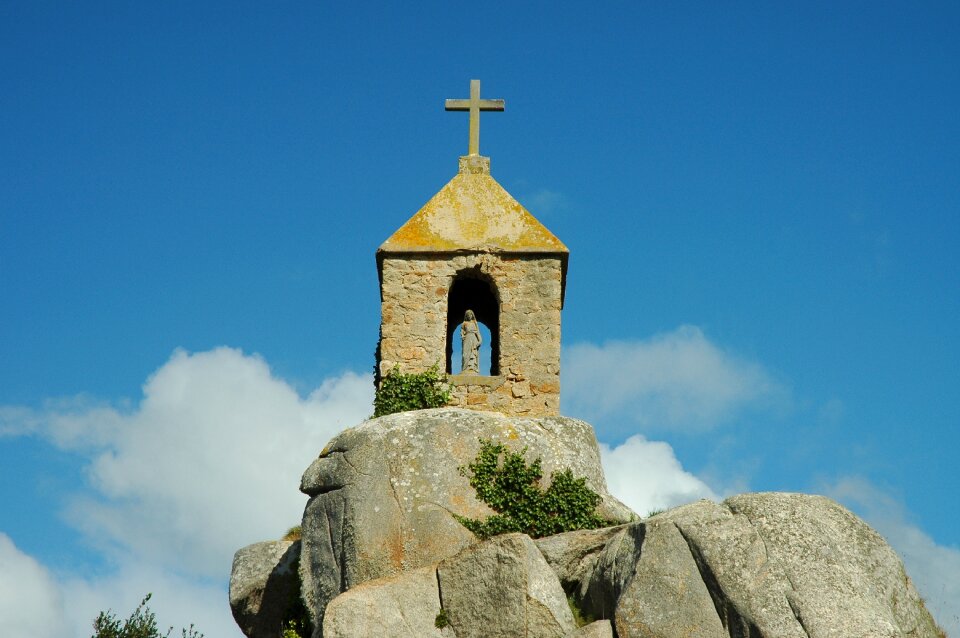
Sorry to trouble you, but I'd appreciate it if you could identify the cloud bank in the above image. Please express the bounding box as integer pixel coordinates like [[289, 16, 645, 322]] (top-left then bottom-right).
[[1, 347, 373, 636], [563, 325, 787, 433], [0, 533, 69, 638], [46, 347, 372, 579]]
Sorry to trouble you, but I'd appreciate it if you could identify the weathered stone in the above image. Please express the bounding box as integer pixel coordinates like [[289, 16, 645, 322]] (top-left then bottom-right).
[[578, 524, 644, 625], [376, 150, 570, 418], [321, 566, 451, 638], [229, 540, 301, 638], [568, 620, 613, 638], [512, 381, 530, 397], [378, 252, 565, 416], [580, 520, 724, 638], [298, 408, 634, 631], [724, 493, 941, 638], [534, 526, 627, 590], [576, 495, 940, 638], [437, 533, 575, 638], [580, 493, 939, 638], [298, 492, 348, 636], [660, 499, 806, 637]]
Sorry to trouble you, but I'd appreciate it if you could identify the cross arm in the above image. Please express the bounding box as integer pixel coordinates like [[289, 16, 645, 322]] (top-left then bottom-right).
[[445, 99, 505, 112]]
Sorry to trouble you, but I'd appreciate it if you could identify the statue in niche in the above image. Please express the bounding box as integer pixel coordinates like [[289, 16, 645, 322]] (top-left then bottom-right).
[[461, 309, 481, 374]]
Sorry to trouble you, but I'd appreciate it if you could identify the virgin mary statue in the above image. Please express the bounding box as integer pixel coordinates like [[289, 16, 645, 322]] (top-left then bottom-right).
[[461, 309, 481, 374]]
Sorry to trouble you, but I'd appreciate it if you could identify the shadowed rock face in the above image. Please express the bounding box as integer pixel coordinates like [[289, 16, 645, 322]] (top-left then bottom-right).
[[229, 540, 301, 638], [296, 408, 634, 632]]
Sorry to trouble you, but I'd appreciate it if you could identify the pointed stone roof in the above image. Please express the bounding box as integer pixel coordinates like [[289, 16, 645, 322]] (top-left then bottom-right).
[[378, 156, 568, 256]]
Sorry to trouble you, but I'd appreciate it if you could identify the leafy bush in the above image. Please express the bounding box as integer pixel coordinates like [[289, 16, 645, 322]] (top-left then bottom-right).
[[456, 439, 612, 539], [91, 594, 202, 638], [373, 364, 450, 417]]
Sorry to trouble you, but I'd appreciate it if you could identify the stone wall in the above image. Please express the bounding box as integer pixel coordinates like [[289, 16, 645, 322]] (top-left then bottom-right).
[[378, 252, 562, 416]]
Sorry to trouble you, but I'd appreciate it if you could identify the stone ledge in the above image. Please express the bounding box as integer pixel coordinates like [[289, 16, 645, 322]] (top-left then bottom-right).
[[447, 374, 505, 388]]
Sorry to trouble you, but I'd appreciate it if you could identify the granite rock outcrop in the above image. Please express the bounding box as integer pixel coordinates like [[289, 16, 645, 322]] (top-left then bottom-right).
[[297, 408, 632, 630], [230, 409, 940, 638]]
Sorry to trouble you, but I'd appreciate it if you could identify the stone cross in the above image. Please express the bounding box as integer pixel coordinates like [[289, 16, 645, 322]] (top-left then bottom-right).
[[445, 79, 504, 157]]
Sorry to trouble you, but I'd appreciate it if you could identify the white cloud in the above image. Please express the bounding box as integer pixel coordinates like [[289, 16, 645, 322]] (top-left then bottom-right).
[[600, 434, 718, 516], [563, 325, 787, 433], [29, 347, 373, 579], [827, 477, 960, 636], [0, 533, 69, 638], [0, 347, 374, 636]]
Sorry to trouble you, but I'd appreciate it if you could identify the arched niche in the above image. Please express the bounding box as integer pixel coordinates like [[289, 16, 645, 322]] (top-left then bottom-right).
[[446, 270, 500, 376]]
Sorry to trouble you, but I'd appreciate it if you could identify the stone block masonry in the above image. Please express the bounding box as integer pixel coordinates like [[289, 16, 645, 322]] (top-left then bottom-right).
[[378, 252, 562, 416]]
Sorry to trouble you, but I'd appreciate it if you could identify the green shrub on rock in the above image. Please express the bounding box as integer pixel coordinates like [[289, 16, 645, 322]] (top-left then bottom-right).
[[91, 594, 202, 638], [373, 364, 451, 417], [456, 438, 612, 539]]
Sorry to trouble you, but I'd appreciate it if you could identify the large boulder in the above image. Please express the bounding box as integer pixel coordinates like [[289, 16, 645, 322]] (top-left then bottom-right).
[[229, 540, 301, 638], [322, 566, 451, 638], [437, 533, 576, 638], [297, 408, 633, 630], [579, 494, 941, 638], [534, 526, 626, 591], [660, 499, 803, 638], [725, 493, 939, 638], [580, 519, 724, 638]]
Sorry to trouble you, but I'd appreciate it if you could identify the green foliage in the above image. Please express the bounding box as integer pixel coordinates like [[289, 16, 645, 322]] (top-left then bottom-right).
[[282, 525, 302, 541], [567, 595, 596, 628], [281, 623, 304, 638], [373, 364, 450, 417], [434, 609, 450, 629], [456, 439, 612, 539], [281, 604, 311, 638], [91, 594, 202, 638]]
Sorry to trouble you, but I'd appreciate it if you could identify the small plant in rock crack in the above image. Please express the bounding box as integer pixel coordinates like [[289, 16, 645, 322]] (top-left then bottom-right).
[[434, 609, 450, 628]]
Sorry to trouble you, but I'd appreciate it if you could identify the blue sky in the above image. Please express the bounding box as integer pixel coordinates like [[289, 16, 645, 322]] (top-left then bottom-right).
[[2, 2, 958, 635]]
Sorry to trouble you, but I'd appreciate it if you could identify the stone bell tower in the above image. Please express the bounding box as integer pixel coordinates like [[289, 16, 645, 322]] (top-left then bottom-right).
[[376, 80, 568, 416]]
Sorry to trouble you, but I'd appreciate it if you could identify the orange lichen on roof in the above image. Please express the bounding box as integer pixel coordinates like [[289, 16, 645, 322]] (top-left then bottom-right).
[[379, 170, 568, 254]]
